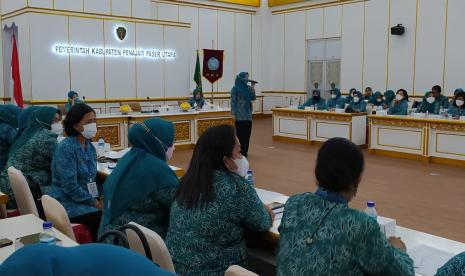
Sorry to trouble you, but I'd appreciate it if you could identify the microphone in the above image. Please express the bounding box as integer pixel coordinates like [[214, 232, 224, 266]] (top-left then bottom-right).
[[247, 80, 258, 84]]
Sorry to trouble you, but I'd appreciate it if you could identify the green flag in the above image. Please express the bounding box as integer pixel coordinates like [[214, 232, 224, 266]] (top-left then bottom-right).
[[194, 50, 202, 93]]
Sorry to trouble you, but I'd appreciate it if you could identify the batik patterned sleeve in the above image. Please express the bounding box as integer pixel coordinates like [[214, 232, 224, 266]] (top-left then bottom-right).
[[235, 178, 272, 232], [354, 216, 415, 276], [436, 252, 465, 276], [52, 145, 95, 206]]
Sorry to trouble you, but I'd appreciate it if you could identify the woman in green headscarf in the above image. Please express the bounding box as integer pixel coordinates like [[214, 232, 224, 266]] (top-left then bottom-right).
[[370, 91, 384, 107], [347, 91, 366, 112], [65, 91, 83, 112], [383, 90, 395, 109], [231, 72, 256, 157], [0, 106, 61, 210], [189, 88, 206, 110], [16, 106, 39, 138], [100, 118, 179, 239], [299, 89, 327, 110], [0, 104, 22, 171], [448, 90, 465, 118], [327, 85, 345, 109]]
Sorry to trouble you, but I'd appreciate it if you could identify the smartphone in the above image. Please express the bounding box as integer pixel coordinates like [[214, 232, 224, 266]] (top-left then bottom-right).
[[268, 202, 284, 210], [0, 237, 13, 248]]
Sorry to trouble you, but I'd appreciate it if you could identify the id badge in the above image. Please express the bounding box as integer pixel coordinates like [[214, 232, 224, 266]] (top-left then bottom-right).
[[87, 182, 99, 198]]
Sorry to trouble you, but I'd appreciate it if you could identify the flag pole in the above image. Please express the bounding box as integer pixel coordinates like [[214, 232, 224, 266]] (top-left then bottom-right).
[[211, 40, 214, 104]]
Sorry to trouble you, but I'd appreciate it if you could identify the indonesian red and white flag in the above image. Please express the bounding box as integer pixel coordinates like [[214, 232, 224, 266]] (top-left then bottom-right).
[[11, 35, 23, 108]]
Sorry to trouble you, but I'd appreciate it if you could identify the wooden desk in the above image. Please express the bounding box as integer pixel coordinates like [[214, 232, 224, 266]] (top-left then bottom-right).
[[255, 189, 465, 275], [95, 109, 233, 150], [272, 108, 367, 146], [0, 192, 8, 204], [369, 115, 465, 166], [0, 214, 79, 264]]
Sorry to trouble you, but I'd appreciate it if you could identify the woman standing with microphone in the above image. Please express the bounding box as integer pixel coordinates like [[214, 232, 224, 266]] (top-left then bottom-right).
[[231, 72, 256, 157]]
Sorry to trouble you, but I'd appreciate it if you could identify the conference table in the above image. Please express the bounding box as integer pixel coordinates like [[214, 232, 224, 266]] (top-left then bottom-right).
[[369, 114, 465, 166], [272, 108, 367, 146], [255, 188, 465, 276], [95, 108, 233, 150], [0, 214, 79, 264]]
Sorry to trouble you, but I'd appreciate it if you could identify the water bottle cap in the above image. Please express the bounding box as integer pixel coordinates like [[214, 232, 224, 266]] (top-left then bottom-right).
[[43, 221, 53, 229], [367, 201, 375, 207], [247, 170, 253, 173]]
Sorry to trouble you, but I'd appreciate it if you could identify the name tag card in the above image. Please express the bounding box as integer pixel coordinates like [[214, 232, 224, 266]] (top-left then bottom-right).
[[87, 182, 99, 198]]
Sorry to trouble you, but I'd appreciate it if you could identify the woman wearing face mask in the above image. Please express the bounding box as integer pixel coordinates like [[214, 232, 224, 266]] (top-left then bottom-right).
[[347, 91, 367, 112], [277, 138, 414, 276], [99, 118, 179, 239], [166, 125, 273, 276], [65, 91, 84, 112], [299, 90, 327, 110], [0, 104, 22, 171], [370, 91, 384, 107], [326, 86, 346, 109], [49, 103, 101, 241], [231, 72, 256, 157], [448, 91, 465, 118], [189, 88, 206, 110], [417, 85, 449, 114], [345, 88, 356, 104], [16, 106, 39, 138], [383, 90, 395, 109], [388, 89, 409, 116], [0, 107, 61, 212]]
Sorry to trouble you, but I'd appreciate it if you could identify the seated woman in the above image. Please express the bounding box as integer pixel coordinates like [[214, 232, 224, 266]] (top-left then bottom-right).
[[383, 90, 395, 109], [16, 106, 39, 138], [448, 90, 465, 118], [0, 244, 175, 276], [65, 91, 84, 112], [363, 86, 374, 102], [100, 118, 179, 239], [299, 90, 327, 110], [49, 104, 102, 241], [417, 85, 449, 114], [436, 251, 465, 276], [0, 105, 22, 171], [345, 88, 356, 104], [326, 86, 345, 109], [370, 91, 384, 108], [188, 88, 206, 110], [0, 107, 61, 210], [277, 138, 414, 276], [346, 91, 366, 112], [388, 89, 409, 116], [166, 125, 273, 275]]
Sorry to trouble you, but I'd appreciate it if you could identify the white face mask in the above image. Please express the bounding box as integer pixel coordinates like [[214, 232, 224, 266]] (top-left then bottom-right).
[[81, 123, 97, 139], [331, 94, 337, 99], [51, 122, 63, 135], [353, 97, 360, 103], [396, 94, 403, 101], [165, 146, 174, 161], [456, 100, 464, 107], [427, 97, 435, 104], [232, 156, 249, 177], [377, 98, 383, 102]]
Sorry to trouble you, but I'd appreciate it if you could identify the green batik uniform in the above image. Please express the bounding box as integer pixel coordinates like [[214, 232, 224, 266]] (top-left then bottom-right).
[[327, 88, 346, 109], [299, 90, 327, 110], [417, 92, 449, 114], [100, 118, 179, 239], [347, 91, 367, 112], [166, 171, 272, 276], [388, 99, 409, 116], [277, 189, 414, 276], [436, 252, 465, 276]]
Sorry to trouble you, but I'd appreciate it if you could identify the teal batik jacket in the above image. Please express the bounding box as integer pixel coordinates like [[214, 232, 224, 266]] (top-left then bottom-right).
[[299, 98, 327, 110], [448, 105, 465, 117], [417, 94, 449, 114], [166, 170, 272, 276], [277, 192, 414, 276], [0, 129, 57, 208], [0, 123, 17, 171], [436, 252, 465, 276], [388, 100, 409, 115]]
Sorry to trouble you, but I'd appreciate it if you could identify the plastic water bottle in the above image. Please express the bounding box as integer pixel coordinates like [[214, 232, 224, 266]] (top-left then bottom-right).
[[245, 170, 254, 186], [364, 201, 378, 221], [39, 221, 56, 245], [97, 138, 105, 157]]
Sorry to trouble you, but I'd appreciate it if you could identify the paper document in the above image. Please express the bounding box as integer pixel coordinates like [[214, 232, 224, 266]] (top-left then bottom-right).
[[409, 245, 454, 276], [104, 148, 131, 160]]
